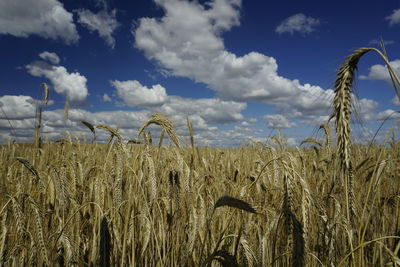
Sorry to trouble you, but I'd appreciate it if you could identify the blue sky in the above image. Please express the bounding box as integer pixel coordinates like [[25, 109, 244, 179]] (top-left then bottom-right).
[[0, 0, 400, 146]]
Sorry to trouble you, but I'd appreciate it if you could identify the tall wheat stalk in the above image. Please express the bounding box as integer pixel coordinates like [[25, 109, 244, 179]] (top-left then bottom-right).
[[332, 47, 400, 225], [33, 83, 50, 148]]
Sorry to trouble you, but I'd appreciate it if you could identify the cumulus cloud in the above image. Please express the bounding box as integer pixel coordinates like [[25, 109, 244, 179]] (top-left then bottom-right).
[[111, 80, 168, 107], [112, 79, 247, 124], [76, 9, 119, 48], [264, 114, 296, 129], [359, 59, 400, 82], [0, 102, 153, 143], [386, 9, 400, 26], [0, 0, 79, 44], [39, 51, 60, 64], [0, 93, 251, 146], [277, 84, 334, 119], [192, 126, 259, 147], [111, 78, 247, 124], [0, 95, 37, 119], [44, 108, 150, 129], [295, 96, 379, 126], [134, 0, 332, 120], [354, 98, 379, 121], [275, 13, 320, 35], [102, 93, 112, 102], [301, 115, 331, 127], [157, 96, 246, 124], [26, 53, 88, 103], [375, 109, 400, 120], [1, 110, 140, 143]]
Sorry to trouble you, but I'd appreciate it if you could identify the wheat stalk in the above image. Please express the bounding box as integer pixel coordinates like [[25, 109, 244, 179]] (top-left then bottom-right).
[[113, 147, 124, 210], [43, 83, 49, 105], [333, 48, 372, 175], [50, 166, 69, 208], [240, 237, 257, 266], [139, 113, 180, 148], [15, 157, 41, 181], [11, 197, 26, 237], [81, 120, 96, 143], [332, 48, 374, 226], [0, 209, 8, 263], [29, 199, 49, 265], [319, 123, 332, 148], [64, 101, 69, 120], [96, 124, 122, 143], [300, 138, 323, 147], [332, 46, 400, 227]]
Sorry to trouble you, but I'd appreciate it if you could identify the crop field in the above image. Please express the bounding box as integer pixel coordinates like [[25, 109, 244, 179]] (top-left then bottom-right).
[[0, 49, 400, 267], [0, 126, 399, 266]]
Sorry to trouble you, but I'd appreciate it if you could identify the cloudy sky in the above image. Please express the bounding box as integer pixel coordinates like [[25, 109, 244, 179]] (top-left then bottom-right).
[[1, 0, 399, 146]]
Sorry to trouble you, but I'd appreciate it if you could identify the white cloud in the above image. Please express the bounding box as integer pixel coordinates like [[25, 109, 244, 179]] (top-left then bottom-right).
[[0, 110, 140, 144], [375, 109, 400, 121], [307, 115, 331, 127], [0, 91, 249, 146], [39, 51, 60, 64], [275, 13, 320, 35], [204, 0, 242, 31], [76, 9, 119, 48], [112, 79, 247, 124], [26, 57, 88, 103], [157, 96, 246, 124], [102, 93, 112, 102], [44, 108, 150, 129], [235, 123, 263, 138], [359, 59, 400, 82], [0, 118, 35, 131], [277, 84, 334, 118], [0, 99, 245, 146], [297, 97, 379, 126], [134, 0, 332, 120], [0, 95, 37, 119], [264, 114, 296, 129], [191, 127, 258, 147], [112, 79, 247, 123], [354, 98, 379, 121], [386, 9, 400, 26], [0, 0, 79, 44], [111, 80, 168, 107]]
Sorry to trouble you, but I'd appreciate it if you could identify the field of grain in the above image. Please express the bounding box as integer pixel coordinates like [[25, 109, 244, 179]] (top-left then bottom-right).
[[0, 48, 400, 267], [0, 124, 399, 266]]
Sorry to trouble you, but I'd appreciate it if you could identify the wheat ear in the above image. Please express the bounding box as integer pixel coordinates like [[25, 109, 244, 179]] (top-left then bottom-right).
[[333, 48, 372, 224], [333, 48, 372, 174], [319, 123, 332, 148], [138, 113, 180, 148]]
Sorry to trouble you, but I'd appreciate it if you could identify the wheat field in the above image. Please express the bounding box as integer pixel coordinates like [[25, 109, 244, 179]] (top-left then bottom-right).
[[0, 47, 400, 266]]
